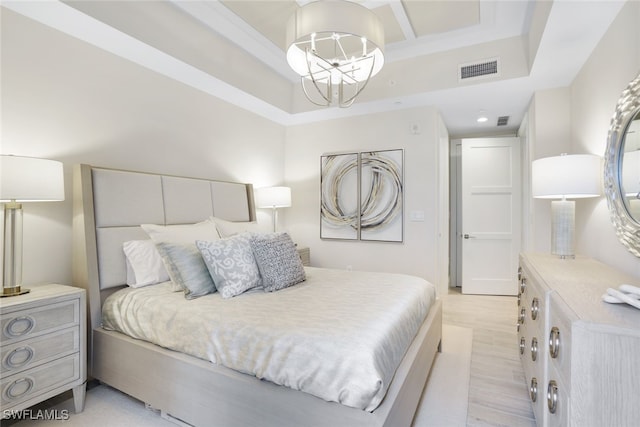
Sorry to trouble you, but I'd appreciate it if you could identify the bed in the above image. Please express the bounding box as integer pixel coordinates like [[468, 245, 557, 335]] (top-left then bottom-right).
[[72, 164, 442, 427]]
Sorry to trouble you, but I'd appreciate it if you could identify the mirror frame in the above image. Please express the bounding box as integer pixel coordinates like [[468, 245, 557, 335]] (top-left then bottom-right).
[[604, 71, 640, 257]]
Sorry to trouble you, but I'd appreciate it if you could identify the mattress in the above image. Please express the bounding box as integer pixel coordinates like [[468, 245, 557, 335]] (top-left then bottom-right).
[[102, 267, 436, 411]]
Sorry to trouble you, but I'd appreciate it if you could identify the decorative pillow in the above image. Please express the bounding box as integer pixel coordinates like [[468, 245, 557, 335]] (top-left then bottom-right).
[[154, 242, 216, 300], [196, 234, 261, 299], [210, 216, 269, 238], [141, 220, 220, 291], [123, 240, 170, 287], [250, 232, 306, 292]]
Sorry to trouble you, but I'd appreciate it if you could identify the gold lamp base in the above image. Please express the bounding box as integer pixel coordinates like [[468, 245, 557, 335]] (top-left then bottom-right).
[[1, 286, 30, 297]]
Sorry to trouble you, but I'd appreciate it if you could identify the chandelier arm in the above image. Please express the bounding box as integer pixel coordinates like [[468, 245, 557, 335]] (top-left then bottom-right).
[[339, 56, 376, 107], [301, 77, 330, 107], [302, 50, 332, 106], [335, 37, 349, 62]]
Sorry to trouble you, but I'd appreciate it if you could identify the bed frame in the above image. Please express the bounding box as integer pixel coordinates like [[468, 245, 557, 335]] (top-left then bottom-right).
[[72, 163, 442, 427]]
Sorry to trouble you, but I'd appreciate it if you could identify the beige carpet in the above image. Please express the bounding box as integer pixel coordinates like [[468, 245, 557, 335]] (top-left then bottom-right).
[[413, 324, 473, 427], [11, 324, 472, 427]]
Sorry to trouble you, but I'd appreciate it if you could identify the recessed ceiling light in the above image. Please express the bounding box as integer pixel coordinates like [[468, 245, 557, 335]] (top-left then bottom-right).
[[476, 111, 488, 123]]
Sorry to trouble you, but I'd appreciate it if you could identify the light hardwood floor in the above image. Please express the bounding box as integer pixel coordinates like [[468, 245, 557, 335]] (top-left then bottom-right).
[[442, 288, 537, 427]]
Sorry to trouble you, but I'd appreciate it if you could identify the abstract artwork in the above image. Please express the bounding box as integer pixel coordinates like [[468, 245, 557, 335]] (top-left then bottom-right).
[[320, 149, 403, 242]]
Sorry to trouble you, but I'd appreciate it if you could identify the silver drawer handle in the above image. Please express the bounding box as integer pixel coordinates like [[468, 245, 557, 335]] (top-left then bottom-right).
[[519, 337, 526, 355], [520, 278, 527, 294], [530, 377, 538, 402], [531, 298, 539, 321], [531, 337, 538, 361], [549, 327, 561, 359], [3, 346, 35, 370], [4, 316, 36, 338], [4, 377, 34, 400], [519, 307, 526, 325], [547, 380, 558, 414], [517, 267, 523, 281], [517, 293, 521, 307]]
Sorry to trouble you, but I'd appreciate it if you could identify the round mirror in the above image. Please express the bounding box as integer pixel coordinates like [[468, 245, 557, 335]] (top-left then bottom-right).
[[604, 72, 640, 257]]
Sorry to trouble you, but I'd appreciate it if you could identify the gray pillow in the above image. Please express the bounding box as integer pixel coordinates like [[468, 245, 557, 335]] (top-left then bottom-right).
[[250, 232, 306, 292], [196, 234, 261, 299], [155, 242, 216, 300]]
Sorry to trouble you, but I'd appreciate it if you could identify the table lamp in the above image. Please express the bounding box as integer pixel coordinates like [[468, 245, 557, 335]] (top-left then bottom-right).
[[532, 154, 601, 258], [0, 155, 65, 296], [254, 186, 291, 232]]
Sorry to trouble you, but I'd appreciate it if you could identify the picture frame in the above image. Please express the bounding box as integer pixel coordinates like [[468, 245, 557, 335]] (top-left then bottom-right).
[[360, 149, 404, 242], [320, 149, 404, 242], [320, 152, 359, 240]]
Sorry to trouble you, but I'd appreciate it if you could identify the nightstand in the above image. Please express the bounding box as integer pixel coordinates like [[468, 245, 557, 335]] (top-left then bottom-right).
[[297, 247, 311, 266], [0, 284, 86, 417]]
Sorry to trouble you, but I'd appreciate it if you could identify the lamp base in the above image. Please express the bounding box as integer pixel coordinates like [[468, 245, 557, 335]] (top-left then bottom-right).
[[551, 200, 575, 258], [1, 286, 30, 297]]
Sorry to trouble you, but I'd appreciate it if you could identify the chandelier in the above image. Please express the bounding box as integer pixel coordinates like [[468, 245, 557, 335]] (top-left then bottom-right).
[[285, 1, 385, 108]]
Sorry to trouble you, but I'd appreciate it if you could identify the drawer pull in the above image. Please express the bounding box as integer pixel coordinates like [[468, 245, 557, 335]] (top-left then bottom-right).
[[4, 377, 34, 400], [3, 346, 35, 370], [518, 267, 523, 281], [531, 337, 538, 361], [519, 307, 526, 325], [519, 337, 526, 355], [517, 293, 521, 307], [547, 380, 558, 414], [529, 377, 538, 402], [4, 316, 36, 338], [520, 278, 527, 294], [549, 326, 561, 359], [531, 297, 539, 321]]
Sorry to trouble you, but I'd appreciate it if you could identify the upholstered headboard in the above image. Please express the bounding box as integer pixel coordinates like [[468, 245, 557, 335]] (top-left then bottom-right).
[[72, 164, 256, 333]]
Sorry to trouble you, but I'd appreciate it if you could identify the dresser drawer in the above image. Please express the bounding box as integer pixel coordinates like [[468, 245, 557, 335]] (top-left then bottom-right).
[[547, 292, 576, 388], [546, 363, 570, 427], [1, 328, 79, 376], [1, 299, 79, 344], [1, 353, 80, 408]]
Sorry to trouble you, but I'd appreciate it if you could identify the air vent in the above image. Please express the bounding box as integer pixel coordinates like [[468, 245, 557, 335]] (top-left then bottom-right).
[[497, 116, 510, 126], [458, 58, 500, 82]]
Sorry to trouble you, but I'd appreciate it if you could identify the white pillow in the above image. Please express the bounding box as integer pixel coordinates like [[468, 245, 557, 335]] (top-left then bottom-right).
[[123, 240, 170, 288], [141, 220, 221, 291], [210, 216, 269, 238]]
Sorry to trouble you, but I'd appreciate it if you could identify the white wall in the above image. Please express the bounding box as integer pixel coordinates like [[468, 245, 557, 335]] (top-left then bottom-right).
[[527, 0, 640, 277], [1, 10, 286, 286], [570, 0, 640, 277], [284, 107, 449, 293]]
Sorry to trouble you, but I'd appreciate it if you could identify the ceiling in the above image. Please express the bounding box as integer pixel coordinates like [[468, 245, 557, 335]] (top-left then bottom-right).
[[3, 0, 627, 137]]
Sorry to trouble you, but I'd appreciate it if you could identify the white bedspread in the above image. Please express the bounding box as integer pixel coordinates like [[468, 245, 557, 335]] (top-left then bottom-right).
[[102, 267, 436, 411]]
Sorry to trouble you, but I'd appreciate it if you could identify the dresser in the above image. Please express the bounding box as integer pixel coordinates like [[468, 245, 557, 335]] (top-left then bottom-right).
[[518, 253, 640, 426], [0, 285, 86, 416]]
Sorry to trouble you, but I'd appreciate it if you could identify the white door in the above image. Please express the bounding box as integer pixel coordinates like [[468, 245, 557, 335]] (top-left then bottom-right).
[[461, 137, 521, 295]]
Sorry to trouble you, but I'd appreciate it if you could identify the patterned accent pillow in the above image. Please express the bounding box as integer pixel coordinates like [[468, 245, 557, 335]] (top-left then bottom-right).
[[250, 232, 306, 292], [155, 242, 216, 300], [196, 234, 262, 299]]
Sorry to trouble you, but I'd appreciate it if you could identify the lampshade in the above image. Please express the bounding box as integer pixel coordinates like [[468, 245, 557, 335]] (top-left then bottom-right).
[[255, 186, 291, 209], [0, 155, 65, 202], [286, 1, 384, 107], [622, 149, 640, 196], [532, 154, 601, 199]]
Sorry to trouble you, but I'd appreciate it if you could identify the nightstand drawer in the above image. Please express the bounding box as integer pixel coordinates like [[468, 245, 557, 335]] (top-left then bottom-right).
[[1, 353, 80, 408], [1, 299, 79, 344], [1, 328, 79, 375]]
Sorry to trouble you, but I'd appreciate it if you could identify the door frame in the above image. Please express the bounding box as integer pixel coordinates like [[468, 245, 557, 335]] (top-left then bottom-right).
[[449, 134, 524, 290]]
